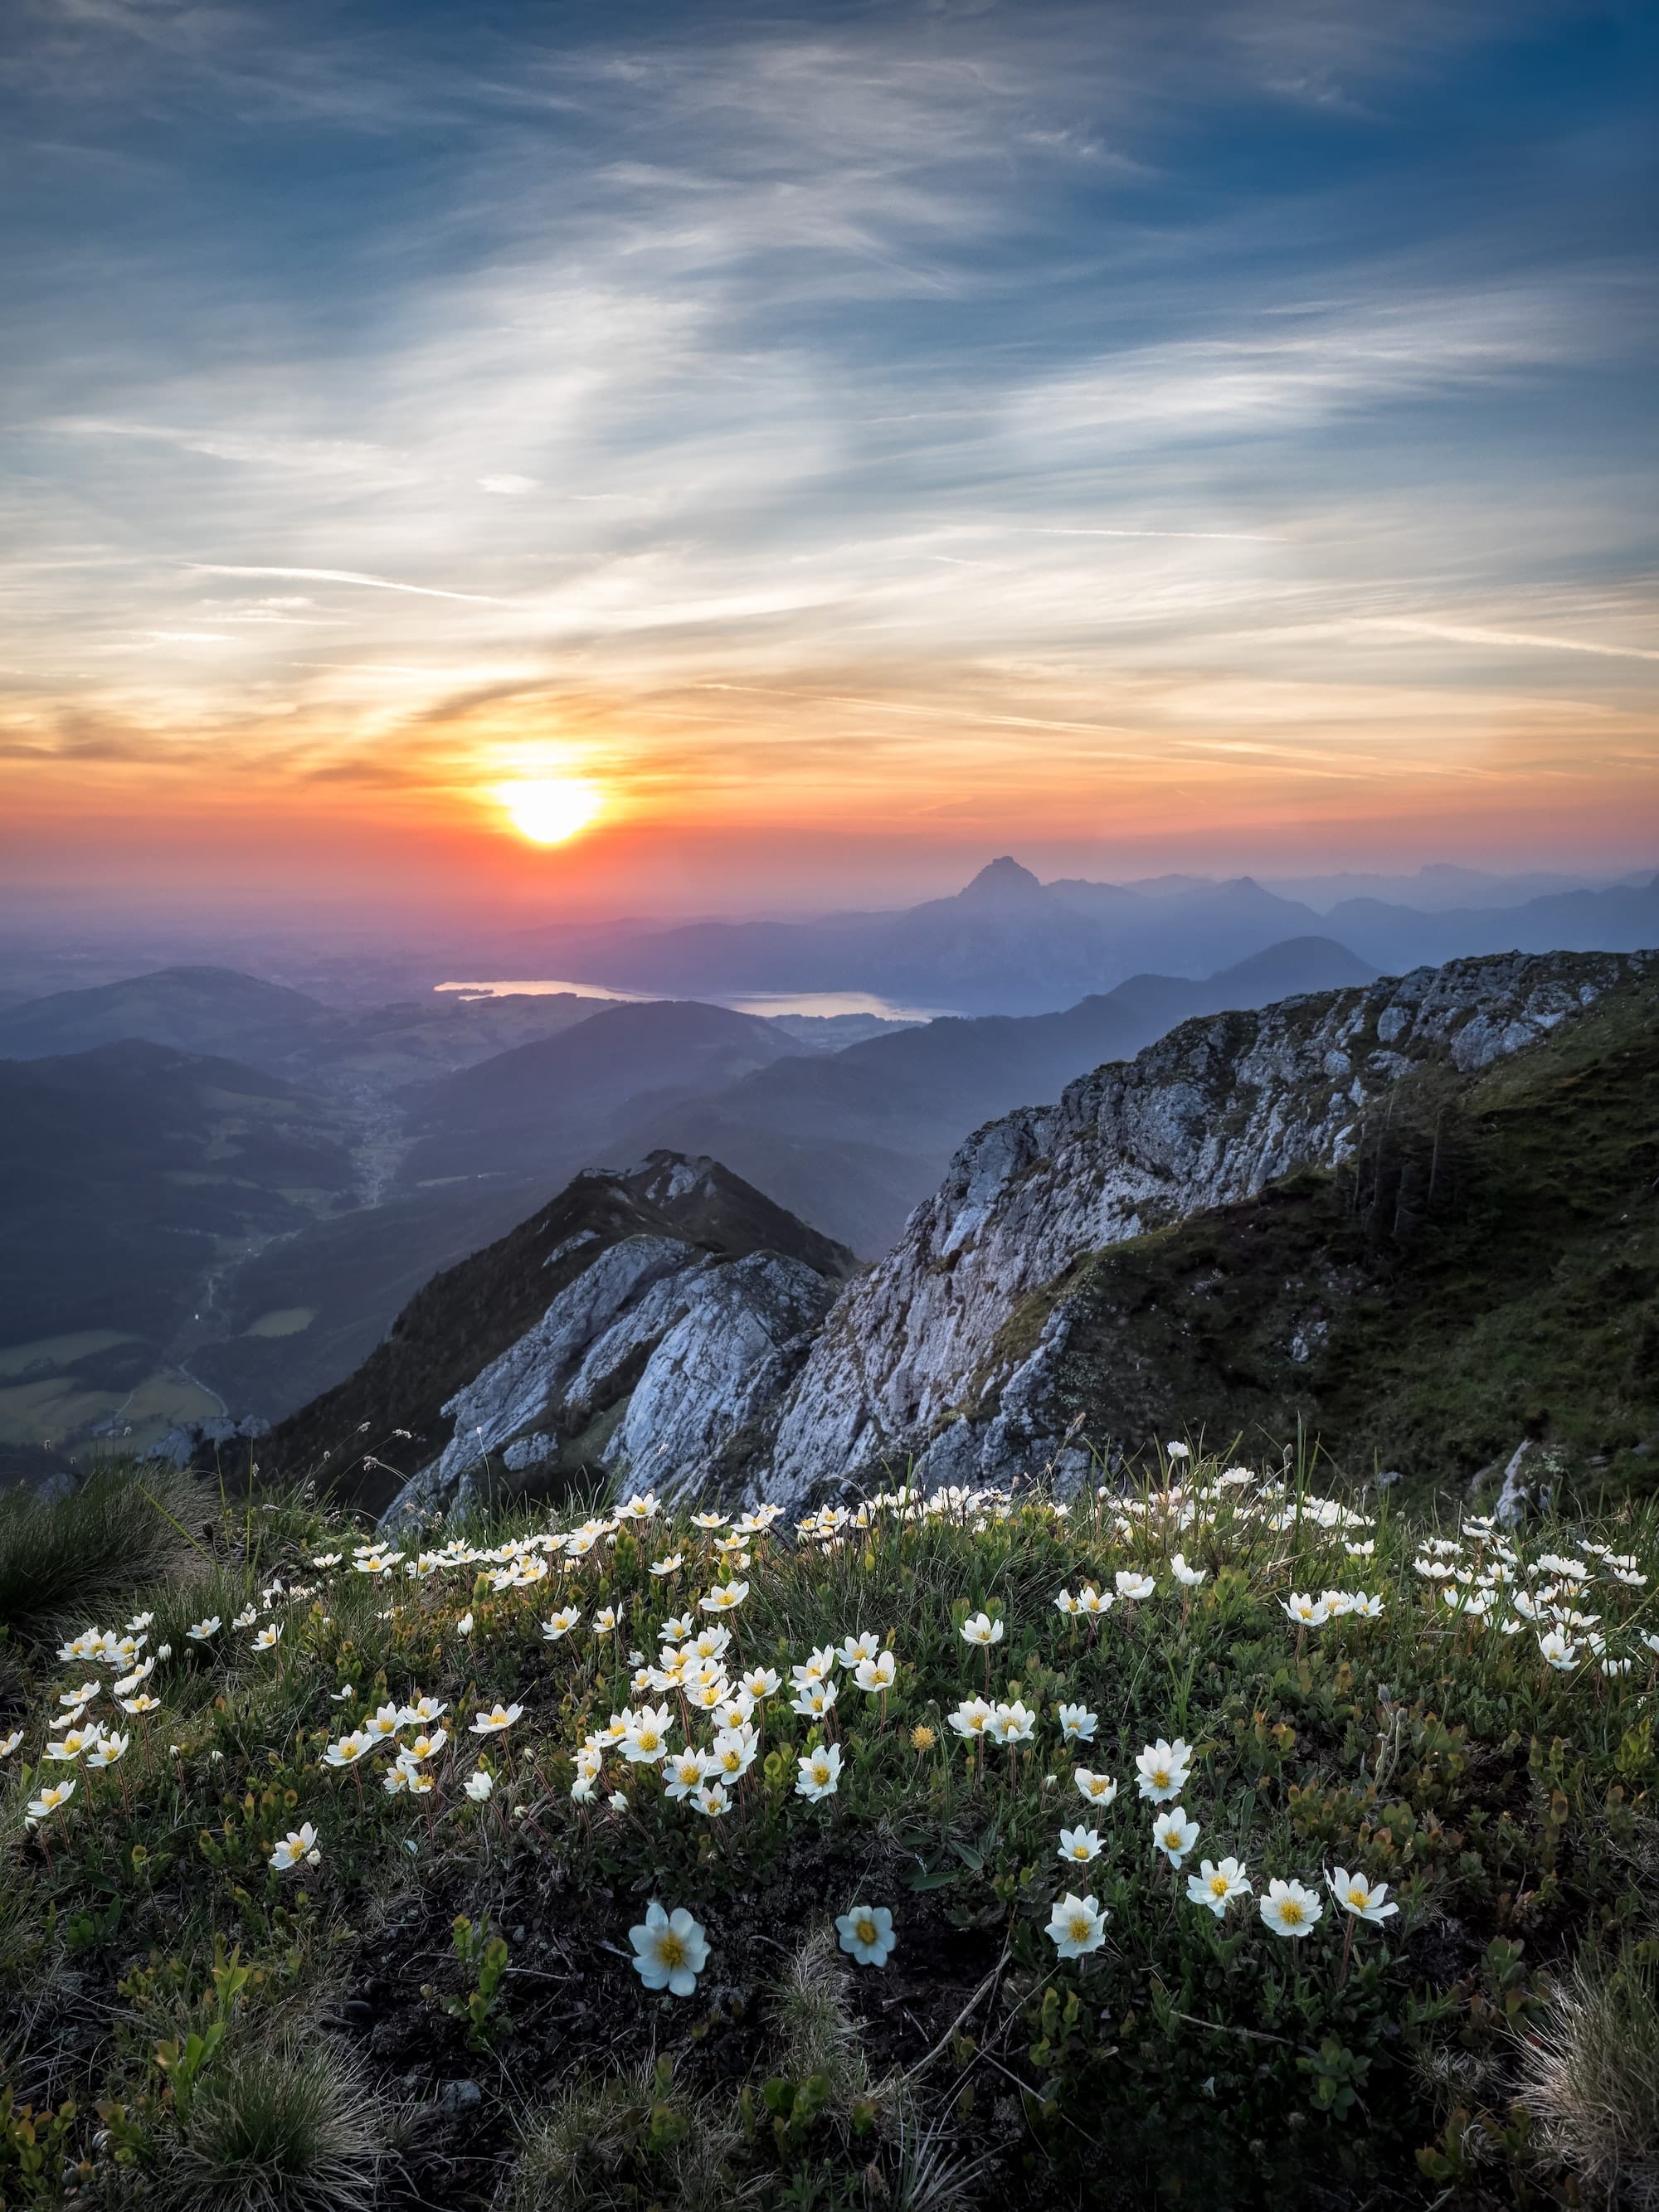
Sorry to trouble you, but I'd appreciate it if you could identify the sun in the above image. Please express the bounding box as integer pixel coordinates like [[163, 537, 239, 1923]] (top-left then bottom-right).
[[495, 776, 605, 846]]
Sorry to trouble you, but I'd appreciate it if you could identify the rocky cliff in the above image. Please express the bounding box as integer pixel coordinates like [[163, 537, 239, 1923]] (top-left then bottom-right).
[[759, 950, 1652, 1504], [260, 1150, 853, 1519]]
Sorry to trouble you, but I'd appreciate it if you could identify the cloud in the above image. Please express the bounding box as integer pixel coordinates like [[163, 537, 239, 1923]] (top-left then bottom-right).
[[479, 474, 538, 495]]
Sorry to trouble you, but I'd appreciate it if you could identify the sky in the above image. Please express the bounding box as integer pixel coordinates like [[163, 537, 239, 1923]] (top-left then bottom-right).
[[1, 0, 1655, 925]]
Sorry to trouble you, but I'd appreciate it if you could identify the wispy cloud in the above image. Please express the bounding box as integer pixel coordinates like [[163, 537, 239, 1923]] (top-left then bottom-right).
[[182, 565, 505, 605]]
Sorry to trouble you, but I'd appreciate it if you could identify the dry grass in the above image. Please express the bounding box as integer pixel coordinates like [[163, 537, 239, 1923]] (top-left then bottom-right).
[[1518, 1947, 1659, 2206]]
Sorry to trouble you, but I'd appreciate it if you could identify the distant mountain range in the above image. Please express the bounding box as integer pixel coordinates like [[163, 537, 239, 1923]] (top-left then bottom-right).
[[494, 856, 1659, 1015], [0, 965, 616, 1094]]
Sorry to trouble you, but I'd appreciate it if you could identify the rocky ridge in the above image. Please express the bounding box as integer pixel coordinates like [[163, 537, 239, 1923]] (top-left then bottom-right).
[[758, 950, 1651, 1505], [357, 950, 1650, 1525]]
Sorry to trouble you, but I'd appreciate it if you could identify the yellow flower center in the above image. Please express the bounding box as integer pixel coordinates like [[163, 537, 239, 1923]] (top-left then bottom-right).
[[1068, 1913, 1092, 1942], [1281, 1902, 1304, 1925], [1151, 1768, 1169, 1788], [1347, 1886, 1368, 1907], [1210, 1877, 1228, 1896], [658, 1932, 686, 1968], [856, 1918, 878, 1944]]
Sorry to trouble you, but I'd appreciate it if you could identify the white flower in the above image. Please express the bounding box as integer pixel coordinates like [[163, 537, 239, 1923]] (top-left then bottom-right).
[[664, 1748, 711, 1801], [26, 1779, 76, 1826], [795, 1743, 843, 1801], [469, 1703, 523, 1735], [1057, 1824, 1102, 1864], [854, 1650, 898, 1694], [960, 1612, 1004, 1649], [592, 1607, 621, 1635], [1259, 1878, 1324, 1938], [232, 1607, 257, 1630], [1054, 1588, 1082, 1618], [120, 1693, 162, 1716], [1055, 1702, 1097, 1743], [742, 1666, 782, 1701], [541, 1607, 581, 1641], [254, 1623, 283, 1651], [990, 1699, 1037, 1745], [649, 1553, 684, 1579], [464, 1768, 494, 1802], [1538, 1630, 1580, 1670], [1134, 1737, 1192, 1803], [1327, 1867, 1399, 1923], [45, 1726, 102, 1762], [1152, 1806, 1200, 1869], [1073, 1767, 1118, 1806], [1115, 1571, 1156, 1602], [86, 1731, 129, 1768], [629, 1902, 708, 1996], [1187, 1857, 1251, 1917], [836, 1904, 896, 1966], [270, 1823, 320, 1871], [1170, 1554, 1206, 1587], [187, 1617, 221, 1642], [455, 1612, 474, 1636], [324, 1731, 372, 1767], [1075, 1585, 1113, 1617], [791, 1680, 839, 1722], [1045, 1891, 1108, 1958], [689, 1782, 731, 1817], [0, 1730, 22, 1760], [621, 1704, 674, 1763], [1283, 1592, 1330, 1627], [700, 1581, 749, 1613], [838, 1632, 883, 1668]]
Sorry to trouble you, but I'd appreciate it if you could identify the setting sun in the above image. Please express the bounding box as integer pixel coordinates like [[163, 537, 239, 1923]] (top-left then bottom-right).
[[496, 776, 605, 846]]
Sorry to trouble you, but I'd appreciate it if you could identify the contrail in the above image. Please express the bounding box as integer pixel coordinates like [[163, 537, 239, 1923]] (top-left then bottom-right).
[[1374, 619, 1659, 663], [184, 563, 503, 605]]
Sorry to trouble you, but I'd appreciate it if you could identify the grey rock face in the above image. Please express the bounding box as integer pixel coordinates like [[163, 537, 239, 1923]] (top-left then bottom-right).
[[381, 1237, 836, 1527], [757, 950, 1646, 1508]]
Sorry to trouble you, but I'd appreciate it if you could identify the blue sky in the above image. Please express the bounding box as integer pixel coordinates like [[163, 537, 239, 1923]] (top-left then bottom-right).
[[1, 0, 1654, 915]]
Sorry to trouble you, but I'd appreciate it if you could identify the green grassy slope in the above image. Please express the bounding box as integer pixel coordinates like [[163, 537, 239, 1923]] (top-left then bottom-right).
[[1024, 969, 1659, 1505]]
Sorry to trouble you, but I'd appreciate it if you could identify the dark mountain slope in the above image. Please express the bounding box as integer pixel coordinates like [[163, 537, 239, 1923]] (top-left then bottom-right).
[[0, 965, 337, 1067], [1021, 967, 1659, 1503], [0, 1040, 357, 1349], [396, 999, 805, 1189], [265, 1152, 854, 1510]]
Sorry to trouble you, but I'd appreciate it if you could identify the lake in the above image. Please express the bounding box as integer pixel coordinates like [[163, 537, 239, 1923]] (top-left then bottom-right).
[[435, 980, 946, 1022]]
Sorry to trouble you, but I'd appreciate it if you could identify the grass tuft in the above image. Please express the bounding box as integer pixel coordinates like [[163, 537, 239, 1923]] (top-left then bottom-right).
[[0, 1460, 208, 1643], [1519, 1947, 1659, 2205], [168, 2038, 391, 2212]]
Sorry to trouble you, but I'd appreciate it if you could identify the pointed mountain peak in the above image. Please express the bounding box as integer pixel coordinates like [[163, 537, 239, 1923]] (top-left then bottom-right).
[[957, 856, 1047, 907]]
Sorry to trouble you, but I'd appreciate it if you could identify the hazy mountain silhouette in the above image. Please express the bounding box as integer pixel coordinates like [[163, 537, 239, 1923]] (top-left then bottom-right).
[[395, 999, 808, 1190], [502, 858, 1659, 1016]]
